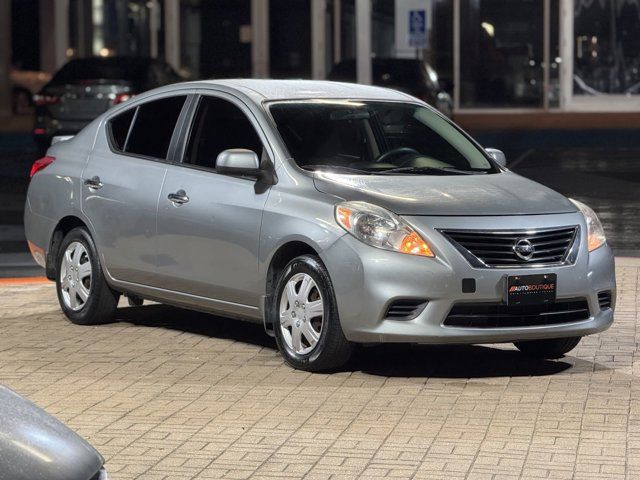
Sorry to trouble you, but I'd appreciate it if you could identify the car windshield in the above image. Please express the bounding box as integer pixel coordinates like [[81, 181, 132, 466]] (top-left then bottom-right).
[[268, 100, 496, 175]]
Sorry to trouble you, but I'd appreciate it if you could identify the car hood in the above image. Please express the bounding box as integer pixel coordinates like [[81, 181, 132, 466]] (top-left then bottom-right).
[[0, 385, 104, 480], [313, 171, 577, 216]]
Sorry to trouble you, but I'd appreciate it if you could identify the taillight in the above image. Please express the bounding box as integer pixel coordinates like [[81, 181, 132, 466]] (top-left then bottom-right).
[[113, 93, 133, 105], [33, 94, 60, 106], [30, 156, 55, 178]]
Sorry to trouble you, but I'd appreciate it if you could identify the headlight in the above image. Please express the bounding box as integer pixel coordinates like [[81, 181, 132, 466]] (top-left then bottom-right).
[[570, 199, 606, 252], [335, 201, 434, 257]]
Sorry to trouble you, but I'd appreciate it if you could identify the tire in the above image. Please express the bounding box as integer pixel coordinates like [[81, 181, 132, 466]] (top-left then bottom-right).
[[55, 227, 119, 325], [271, 255, 353, 372], [514, 336, 581, 359]]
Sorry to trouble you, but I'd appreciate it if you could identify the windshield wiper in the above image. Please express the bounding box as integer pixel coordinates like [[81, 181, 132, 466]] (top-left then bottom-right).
[[302, 165, 373, 175], [377, 166, 478, 175]]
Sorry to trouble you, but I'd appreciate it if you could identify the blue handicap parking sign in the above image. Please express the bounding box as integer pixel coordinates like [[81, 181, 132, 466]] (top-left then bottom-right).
[[408, 10, 427, 48]]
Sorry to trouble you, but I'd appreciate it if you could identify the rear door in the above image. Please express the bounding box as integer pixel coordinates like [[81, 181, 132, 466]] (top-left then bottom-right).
[[153, 92, 273, 308], [81, 94, 191, 284]]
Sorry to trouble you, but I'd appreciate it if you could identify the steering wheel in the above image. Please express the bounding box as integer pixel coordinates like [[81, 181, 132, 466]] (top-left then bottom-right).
[[375, 147, 419, 163]]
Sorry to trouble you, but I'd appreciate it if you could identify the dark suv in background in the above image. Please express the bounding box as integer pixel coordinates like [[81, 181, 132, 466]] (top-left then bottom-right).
[[328, 58, 453, 117], [33, 57, 182, 153]]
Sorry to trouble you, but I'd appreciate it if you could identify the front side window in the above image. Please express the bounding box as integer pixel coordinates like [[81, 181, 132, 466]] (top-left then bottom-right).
[[183, 96, 264, 169], [269, 100, 496, 175], [124, 95, 187, 159]]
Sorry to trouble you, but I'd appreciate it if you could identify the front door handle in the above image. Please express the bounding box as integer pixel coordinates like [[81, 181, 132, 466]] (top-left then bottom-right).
[[168, 189, 189, 205], [84, 176, 103, 189]]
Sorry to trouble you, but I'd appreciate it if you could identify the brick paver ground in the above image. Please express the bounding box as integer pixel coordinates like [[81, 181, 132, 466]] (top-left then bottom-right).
[[0, 258, 638, 480]]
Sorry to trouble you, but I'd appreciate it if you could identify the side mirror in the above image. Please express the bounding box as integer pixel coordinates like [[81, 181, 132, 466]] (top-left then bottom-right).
[[216, 149, 261, 177], [485, 148, 507, 167]]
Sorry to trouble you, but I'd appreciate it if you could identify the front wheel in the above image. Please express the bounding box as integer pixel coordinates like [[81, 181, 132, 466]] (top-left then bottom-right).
[[514, 336, 581, 359], [271, 255, 353, 372], [56, 227, 120, 325]]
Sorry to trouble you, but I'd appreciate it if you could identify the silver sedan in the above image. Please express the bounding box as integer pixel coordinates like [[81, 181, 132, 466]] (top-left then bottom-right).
[[24, 80, 616, 371]]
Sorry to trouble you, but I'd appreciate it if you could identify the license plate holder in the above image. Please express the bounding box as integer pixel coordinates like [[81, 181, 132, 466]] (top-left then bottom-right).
[[507, 274, 557, 306]]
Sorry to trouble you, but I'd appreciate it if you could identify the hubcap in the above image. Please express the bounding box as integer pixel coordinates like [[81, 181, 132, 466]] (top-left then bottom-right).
[[60, 241, 92, 311], [279, 272, 324, 355]]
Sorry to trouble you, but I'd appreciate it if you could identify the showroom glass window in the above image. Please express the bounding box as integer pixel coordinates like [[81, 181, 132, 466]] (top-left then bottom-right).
[[574, 0, 640, 96], [460, 0, 545, 108], [68, 0, 164, 58]]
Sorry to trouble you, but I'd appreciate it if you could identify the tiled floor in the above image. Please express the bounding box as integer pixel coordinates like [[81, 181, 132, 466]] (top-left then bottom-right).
[[0, 258, 637, 479]]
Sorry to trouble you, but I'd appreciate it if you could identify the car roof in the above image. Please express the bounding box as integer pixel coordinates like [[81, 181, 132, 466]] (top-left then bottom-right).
[[175, 79, 415, 103]]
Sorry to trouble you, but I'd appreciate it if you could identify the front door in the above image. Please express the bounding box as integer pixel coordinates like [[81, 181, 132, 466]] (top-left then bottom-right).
[[154, 94, 272, 307]]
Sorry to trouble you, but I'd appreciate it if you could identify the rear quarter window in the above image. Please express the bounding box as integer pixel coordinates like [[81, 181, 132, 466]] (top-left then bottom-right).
[[108, 108, 135, 151]]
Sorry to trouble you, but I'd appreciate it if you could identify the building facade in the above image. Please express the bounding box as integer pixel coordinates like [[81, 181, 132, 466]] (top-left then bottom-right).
[[7, 0, 640, 116]]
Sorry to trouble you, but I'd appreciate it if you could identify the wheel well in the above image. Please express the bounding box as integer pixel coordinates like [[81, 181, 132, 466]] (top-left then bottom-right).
[[264, 241, 319, 331], [46, 216, 88, 280], [266, 241, 319, 298]]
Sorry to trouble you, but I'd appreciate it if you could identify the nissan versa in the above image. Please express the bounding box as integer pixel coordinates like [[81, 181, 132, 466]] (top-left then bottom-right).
[[24, 80, 616, 371]]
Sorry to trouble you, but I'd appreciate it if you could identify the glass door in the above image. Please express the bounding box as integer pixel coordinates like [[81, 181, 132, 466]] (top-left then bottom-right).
[[573, 0, 640, 96], [455, 0, 560, 111]]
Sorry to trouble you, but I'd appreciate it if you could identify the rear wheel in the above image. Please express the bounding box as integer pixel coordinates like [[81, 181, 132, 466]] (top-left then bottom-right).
[[56, 227, 119, 325], [514, 336, 581, 359], [272, 255, 353, 372]]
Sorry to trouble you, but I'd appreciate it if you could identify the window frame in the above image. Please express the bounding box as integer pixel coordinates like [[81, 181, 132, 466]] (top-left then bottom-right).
[[171, 90, 275, 176], [105, 93, 195, 164]]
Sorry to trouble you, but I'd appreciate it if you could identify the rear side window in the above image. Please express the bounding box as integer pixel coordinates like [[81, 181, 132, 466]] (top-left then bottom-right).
[[108, 108, 135, 151], [125, 96, 187, 159]]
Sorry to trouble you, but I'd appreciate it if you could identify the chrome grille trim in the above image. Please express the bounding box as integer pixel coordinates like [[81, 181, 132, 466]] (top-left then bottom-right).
[[439, 226, 580, 269]]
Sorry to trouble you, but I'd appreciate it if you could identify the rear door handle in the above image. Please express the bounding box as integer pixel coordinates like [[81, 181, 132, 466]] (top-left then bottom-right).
[[84, 176, 103, 189], [168, 189, 189, 205]]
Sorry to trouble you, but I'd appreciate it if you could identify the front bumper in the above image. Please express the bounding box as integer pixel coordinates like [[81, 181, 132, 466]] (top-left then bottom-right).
[[322, 212, 616, 344]]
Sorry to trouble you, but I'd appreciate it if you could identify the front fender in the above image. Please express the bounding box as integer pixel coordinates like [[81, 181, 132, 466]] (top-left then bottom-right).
[[259, 187, 345, 289]]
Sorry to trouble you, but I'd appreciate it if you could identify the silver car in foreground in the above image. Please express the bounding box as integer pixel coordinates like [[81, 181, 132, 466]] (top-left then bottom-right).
[[0, 384, 108, 479], [25, 80, 615, 371]]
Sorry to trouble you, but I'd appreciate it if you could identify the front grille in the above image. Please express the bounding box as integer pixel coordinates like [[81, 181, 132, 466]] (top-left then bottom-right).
[[598, 291, 612, 310], [440, 226, 579, 268], [444, 298, 590, 328], [385, 299, 428, 320]]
